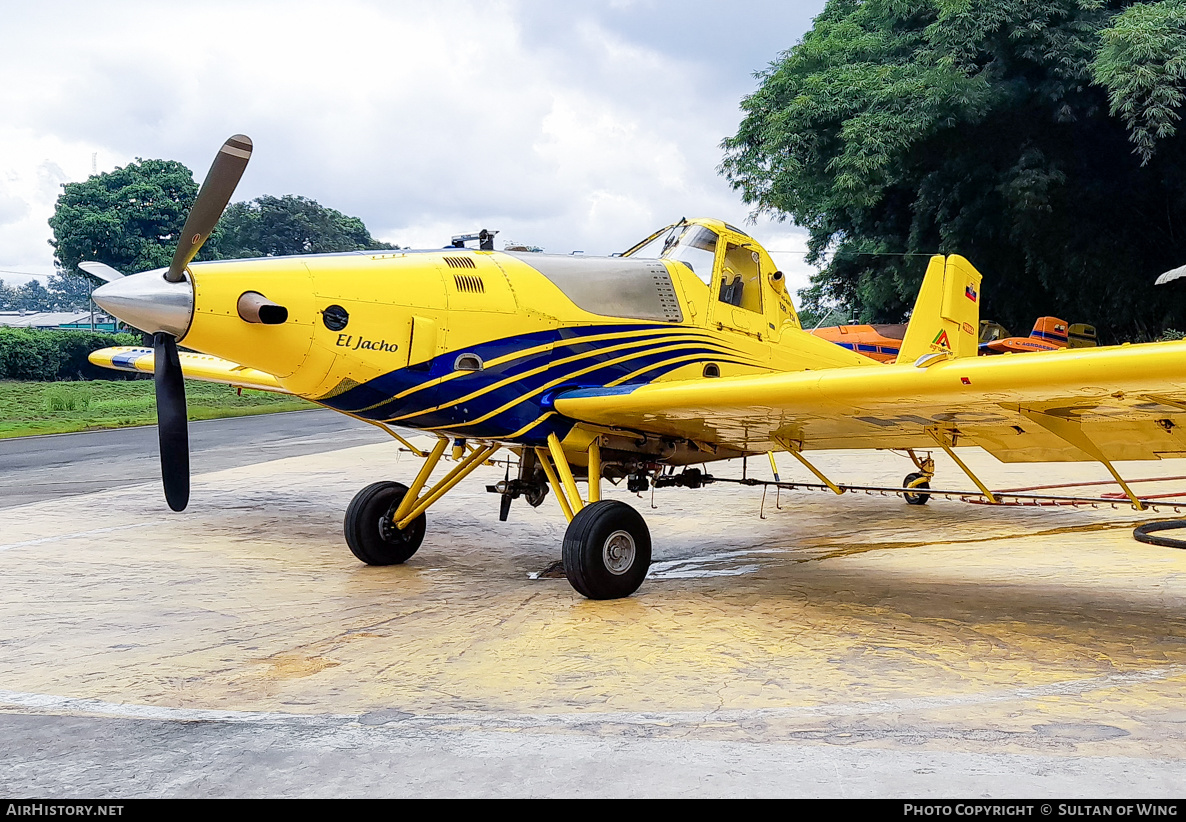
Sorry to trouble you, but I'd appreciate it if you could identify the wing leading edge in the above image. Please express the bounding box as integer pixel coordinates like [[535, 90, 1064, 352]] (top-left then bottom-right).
[[554, 339, 1186, 463], [89, 346, 288, 394]]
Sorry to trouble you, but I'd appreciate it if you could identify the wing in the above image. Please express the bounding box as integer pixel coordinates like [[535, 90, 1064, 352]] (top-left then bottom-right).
[[88, 346, 289, 394], [554, 340, 1186, 463]]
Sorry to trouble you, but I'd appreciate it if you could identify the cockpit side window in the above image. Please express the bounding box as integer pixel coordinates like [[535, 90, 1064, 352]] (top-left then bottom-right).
[[718, 242, 763, 314]]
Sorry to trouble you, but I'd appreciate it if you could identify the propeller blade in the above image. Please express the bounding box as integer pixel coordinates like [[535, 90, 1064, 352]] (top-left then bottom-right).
[[166, 134, 253, 283], [153, 332, 190, 511], [78, 261, 125, 282]]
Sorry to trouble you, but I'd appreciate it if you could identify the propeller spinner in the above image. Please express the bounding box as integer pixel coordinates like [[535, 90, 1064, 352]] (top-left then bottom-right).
[[90, 134, 253, 511]]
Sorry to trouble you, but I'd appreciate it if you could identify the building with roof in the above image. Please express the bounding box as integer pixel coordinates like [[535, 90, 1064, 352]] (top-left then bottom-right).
[[0, 310, 120, 332]]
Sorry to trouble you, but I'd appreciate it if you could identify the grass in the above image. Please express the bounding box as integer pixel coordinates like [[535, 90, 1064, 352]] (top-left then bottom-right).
[[0, 379, 316, 439]]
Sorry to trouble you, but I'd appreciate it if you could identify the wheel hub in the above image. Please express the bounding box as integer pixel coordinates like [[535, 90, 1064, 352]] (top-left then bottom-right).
[[378, 505, 411, 544], [602, 530, 636, 575]]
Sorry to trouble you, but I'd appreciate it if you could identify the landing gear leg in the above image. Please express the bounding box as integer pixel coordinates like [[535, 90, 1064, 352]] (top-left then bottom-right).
[[344, 437, 500, 566], [536, 434, 651, 599]]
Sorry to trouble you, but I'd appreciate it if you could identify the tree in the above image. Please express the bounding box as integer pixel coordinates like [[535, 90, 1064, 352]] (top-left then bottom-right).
[[14, 280, 51, 312], [49, 163, 398, 303], [49, 159, 199, 281], [215, 195, 397, 258], [46, 273, 94, 311], [0, 276, 89, 313], [1095, 0, 1186, 165], [722, 0, 1186, 341]]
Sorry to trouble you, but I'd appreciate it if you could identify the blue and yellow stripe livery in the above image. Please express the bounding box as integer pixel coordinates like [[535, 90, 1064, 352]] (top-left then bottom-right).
[[128, 218, 873, 454]]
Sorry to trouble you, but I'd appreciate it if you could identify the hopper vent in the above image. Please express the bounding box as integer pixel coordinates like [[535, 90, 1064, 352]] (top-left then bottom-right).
[[453, 274, 486, 294]]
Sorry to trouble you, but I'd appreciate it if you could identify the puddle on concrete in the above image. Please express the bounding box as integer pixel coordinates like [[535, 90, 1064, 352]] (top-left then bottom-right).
[[529, 547, 785, 581]]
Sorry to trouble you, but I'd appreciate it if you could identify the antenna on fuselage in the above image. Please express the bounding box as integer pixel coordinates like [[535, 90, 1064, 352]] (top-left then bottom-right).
[[451, 228, 499, 251]]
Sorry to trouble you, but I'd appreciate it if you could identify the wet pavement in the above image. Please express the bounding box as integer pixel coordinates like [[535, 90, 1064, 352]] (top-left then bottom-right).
[[1, 425, 1184, 797], [0, 409, 388, 509]]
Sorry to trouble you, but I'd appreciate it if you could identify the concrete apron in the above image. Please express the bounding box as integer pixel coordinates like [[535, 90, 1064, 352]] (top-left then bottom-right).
[[1, 443, 1185, 775]]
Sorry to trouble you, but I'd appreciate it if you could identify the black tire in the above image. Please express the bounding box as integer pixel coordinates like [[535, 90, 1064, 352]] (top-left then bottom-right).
[[903, 472, 931, 506], [1133, 520, 1186, 549], [344, 481, 426, 565], [562, 500, 651, 600]]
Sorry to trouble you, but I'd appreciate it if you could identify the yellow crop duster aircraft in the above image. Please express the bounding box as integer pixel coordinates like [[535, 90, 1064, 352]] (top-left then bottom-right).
[[87, 136, 1186, 599]]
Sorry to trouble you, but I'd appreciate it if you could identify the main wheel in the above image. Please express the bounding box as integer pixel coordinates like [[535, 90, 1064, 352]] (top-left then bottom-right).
[[562, 500, 651, 600], [903, 472, 931, 506], [344, 481, 426, 565]]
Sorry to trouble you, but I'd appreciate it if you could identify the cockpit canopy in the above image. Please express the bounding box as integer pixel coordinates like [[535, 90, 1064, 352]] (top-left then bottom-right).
[[623, 222, 721, 285], [623, 219, 774, 318]]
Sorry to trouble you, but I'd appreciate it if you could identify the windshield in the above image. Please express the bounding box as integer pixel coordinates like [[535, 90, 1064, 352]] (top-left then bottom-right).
[[624, 223, 718, 285]]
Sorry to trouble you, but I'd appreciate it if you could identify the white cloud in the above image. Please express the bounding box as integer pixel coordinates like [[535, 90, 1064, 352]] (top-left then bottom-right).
[[0, 0, 828, 293], [0, 127, 132, 284]]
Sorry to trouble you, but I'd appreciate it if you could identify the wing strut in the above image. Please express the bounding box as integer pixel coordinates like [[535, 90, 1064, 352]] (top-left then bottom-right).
[[1019, 410, 1146, 510], [925, 428, 999, 504], [774, 436, 844, 495]]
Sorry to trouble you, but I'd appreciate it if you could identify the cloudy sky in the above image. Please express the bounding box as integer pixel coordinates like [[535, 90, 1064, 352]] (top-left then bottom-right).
[[0, 0, 826, 295]]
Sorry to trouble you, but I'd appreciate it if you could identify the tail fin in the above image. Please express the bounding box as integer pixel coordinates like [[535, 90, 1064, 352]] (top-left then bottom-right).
[[896, 255, 983, 364], [979, 320, 1009, 344], [1030, 317, 1069, 346], [1068, 323, 1097, 348]]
